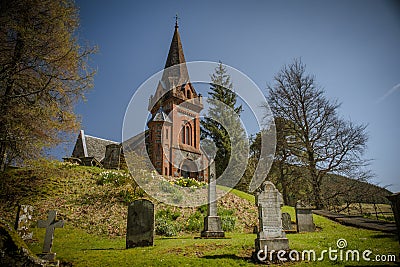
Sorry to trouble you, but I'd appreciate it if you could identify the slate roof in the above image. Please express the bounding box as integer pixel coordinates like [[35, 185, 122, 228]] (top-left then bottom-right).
[[149, 107, 172, 123], [71, 130, 119, 162], [122, 130, 147, 156], [85, 134, 119, 162]]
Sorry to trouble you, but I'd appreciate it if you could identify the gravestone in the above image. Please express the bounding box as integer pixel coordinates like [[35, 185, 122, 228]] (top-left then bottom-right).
[[14, 204, 34, 241], [37, 210, 64, 261], [254, 181, 289, 258], [295, 201, 315, 232], [386, 192, 400, 244], [281, 212, 292, 232], [201, 161, 224, 238], [126, 199, 154, 248], [103, 144, 122, 169]]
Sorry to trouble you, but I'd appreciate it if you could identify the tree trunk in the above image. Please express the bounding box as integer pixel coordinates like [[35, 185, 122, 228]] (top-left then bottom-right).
[[0, 143, 7, 172], [280, 167, 289, 205], [312, 176, 324, 209]]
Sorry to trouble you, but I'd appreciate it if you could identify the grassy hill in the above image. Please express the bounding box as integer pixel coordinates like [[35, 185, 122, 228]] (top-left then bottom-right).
[[0, 160, 398, 266], [0, 160, 258, 237]]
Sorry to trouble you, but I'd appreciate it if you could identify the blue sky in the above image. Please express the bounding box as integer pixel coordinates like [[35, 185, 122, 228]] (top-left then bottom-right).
[[69, 0, 400, 192]]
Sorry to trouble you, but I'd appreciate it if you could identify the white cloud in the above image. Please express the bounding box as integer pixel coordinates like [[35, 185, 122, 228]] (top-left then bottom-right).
[[376, 83, 400, 104]]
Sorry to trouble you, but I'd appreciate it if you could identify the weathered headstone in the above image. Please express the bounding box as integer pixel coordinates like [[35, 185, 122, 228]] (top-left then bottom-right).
[[201, 161, 224, 238], [37, 210, 64, 261], [254, 181, 289, 259], [126, 199, 154, 248], [103, 144, 122, 169], [386, 192, 400, 244], [295, 201, 316, 232], [14, 204, 34, 241], [281, 212, 292, 232]]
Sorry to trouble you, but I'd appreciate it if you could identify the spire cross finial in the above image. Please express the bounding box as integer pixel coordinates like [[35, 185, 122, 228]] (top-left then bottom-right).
[[175, 14, 180, 28]]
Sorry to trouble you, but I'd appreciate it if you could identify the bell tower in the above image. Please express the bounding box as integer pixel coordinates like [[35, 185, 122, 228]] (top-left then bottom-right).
[[146, 21, 208, 181]]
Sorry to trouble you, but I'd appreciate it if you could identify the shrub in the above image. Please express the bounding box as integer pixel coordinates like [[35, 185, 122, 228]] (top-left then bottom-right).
[[197, 204, 207, 214], [221, 216, 236, 232], [218, 208, 236, 232], [185, 211, 203, 232], [119, 187, 136, 204], [155, 216, 180, 237], [155, 208, 181, 237], [157, 208, 181, 221]]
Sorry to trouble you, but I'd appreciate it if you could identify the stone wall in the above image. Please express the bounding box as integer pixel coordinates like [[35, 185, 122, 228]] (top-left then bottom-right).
[[0, 218, 46, 267]]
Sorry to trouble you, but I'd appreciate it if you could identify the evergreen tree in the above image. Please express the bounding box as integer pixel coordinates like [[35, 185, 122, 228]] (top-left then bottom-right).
[[201, 62, 247, 185]]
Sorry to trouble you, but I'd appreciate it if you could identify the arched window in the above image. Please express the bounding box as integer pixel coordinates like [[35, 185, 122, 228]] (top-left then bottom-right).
[[181, 122, 192, 146], [181, 125, 186, 144], [185, 125, 191, 145]]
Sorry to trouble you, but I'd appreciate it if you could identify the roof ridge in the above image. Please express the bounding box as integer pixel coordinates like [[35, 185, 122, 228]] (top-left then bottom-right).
[[84, 134, 119, 144]]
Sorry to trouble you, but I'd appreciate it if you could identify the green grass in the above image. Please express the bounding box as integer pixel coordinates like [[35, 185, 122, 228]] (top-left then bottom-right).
[[29, 226, 256, 266], [2, 161, 399, 266], [28, 215, 399, 266], [26, 205, 399, 266]]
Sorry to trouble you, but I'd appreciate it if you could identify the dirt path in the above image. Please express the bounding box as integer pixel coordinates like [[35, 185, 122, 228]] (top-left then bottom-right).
[[313, 210, 397, 234]]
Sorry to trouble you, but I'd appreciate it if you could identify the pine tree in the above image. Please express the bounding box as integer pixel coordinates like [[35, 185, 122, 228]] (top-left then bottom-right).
[[201, 62, 247, 185]]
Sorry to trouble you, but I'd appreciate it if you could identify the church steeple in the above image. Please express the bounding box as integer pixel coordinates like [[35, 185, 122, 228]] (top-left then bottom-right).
[[145, 20, 208, 181], [164, 15, 186, 69], [161, 19, 189, 87]]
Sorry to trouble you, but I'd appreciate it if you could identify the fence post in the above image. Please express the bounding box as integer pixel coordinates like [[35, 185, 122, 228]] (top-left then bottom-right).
[[386, 193, 400, 245]]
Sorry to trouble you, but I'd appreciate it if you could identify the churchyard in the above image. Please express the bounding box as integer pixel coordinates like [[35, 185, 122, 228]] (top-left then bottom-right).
[[0, 160, 398, 266]]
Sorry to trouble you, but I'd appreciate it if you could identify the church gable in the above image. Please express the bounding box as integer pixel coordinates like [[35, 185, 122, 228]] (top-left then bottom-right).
[[70, 130, 119, 163], [71, 130, 87, 158]]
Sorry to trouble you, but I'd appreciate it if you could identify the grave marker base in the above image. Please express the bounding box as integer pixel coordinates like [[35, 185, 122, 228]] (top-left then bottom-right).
[[255, 237, 289, 252], [201, 216, 225, 238]]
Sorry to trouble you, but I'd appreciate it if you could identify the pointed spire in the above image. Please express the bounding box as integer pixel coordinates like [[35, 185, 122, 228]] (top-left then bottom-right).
[[161, 18, 189, 89], [164, 20, 186, 69]]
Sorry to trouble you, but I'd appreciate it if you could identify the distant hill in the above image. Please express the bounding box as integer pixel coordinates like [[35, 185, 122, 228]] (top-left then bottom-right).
[[235, 162, 392, 206], [321, 173, 392, 205]]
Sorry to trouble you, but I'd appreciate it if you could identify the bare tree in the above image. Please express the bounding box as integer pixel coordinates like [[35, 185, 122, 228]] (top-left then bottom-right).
[[266, 59, 369, 209]]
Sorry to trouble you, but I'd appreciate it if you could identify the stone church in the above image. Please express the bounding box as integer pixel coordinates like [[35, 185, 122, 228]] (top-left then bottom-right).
[[69, 21, 209, 181]]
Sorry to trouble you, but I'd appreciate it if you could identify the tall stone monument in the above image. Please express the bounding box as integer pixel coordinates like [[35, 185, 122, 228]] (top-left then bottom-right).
[[254, 181, 289, 257], [295, 201, 316, 233], [126, 199, 154, 248], [201, 161, 224, 238]]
